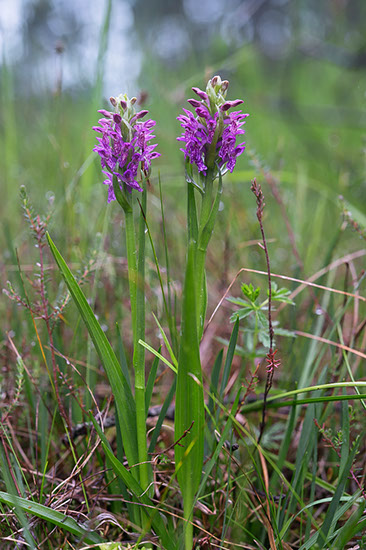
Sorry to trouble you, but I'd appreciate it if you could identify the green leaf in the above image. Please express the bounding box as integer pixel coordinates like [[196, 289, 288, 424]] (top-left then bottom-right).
[[256, 309, 268, 330], [138, 339, 177, 374], [116, 322, 131, 390], [46, 233, 138, 469], [230, 308, 254, 322], [316, 435, 361, 546], [226, 296, 253, 307], [145, 352, 160, 416], [208, 349, 223, 417], [220, 318, 239, 397], [198, 389, 241, 499], [0, 491, 103, 545], [148, 378, 176, 454], [258, 328, 271, 348], [271, 286, 295, 305], [91, 417, 176, 550], [332, 500, 366, 549], [175, 239, 205, 502], [241, 283, 260, 302]]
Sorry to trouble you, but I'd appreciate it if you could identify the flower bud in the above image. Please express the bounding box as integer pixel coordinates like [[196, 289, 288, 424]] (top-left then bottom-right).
[[210, 75, 220, 87], [120, 99, 128, 110], [130, 97, 137, 105], [221, 80, 229, 92], [110, 96, 117, 107]]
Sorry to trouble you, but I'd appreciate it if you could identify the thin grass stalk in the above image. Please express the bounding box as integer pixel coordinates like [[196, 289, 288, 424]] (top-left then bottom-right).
[[1, 55, 17, 205], [0, 443, 36, 548], [159, 177, 179, 353], [81, 0, 112, 194], [139, 198, 178, 356]]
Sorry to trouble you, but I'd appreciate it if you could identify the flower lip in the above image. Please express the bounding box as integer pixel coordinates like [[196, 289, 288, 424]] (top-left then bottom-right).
[[220, 99, 244, 112], [192, 87, 208, 101], [98, 109, 112, 117], [195, 105, 211, 120], [133, 109, 149, 120], [187, 98, 202, 109], [113, 113, 122, 123], [221, 80, 229, 92]]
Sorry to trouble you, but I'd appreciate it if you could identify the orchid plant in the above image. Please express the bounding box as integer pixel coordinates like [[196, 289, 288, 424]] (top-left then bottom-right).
[[47, 76, 249, 550]]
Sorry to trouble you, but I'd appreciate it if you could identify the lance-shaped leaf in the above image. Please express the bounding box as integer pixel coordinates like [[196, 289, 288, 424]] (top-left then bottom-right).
[[47, 233, 138, 468], [175, 240, 205, 527]]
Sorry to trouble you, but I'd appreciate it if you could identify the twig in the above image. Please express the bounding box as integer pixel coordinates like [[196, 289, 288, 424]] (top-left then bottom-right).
[[151, 421, 194, 457]]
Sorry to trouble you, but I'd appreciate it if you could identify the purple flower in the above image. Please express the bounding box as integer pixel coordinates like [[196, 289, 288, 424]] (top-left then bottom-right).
[[93, 108, 160, 202], [177, 109, 210, 173], [177, 77, 249, 175], [217, 111, 248, 172]]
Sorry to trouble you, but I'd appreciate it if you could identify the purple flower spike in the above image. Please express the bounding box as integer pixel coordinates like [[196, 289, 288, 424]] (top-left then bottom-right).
[[177, 77, 249, 175], [93, 105, 160, 202]]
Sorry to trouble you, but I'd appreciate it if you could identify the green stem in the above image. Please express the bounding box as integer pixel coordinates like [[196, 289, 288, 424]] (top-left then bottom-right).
[[198, 169, 214, 232], [133, 188, 149, 492], [195, 169, 214, 337], [252, 312, 259, 364], [124, 208, 138, 342], [183, 485, 193, 550]]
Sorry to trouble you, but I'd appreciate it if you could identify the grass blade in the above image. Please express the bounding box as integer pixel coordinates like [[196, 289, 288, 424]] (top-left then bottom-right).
[[220, 318, 239, 397], [332, 500, 366, 549], [145, 352, 160, 415], [315, 435, 361, 546], [148, 379, 176, 454], [0, 491, 102, 545]]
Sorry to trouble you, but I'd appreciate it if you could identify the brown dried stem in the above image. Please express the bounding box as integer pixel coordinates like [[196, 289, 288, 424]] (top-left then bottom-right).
[[251, 179, 280, 444]]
